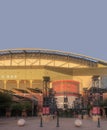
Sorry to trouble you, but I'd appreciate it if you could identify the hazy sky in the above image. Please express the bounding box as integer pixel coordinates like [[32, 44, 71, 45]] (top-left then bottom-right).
[[0, 1, 107, 61]]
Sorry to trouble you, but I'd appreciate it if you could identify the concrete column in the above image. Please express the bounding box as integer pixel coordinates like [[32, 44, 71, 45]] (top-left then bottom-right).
[[30, 80, 32, 88], [17, 80, 20, 88], [4, 80, 7, 89]]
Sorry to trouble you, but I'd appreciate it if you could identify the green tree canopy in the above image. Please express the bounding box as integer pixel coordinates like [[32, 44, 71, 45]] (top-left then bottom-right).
[[0, 92, 12, 109]]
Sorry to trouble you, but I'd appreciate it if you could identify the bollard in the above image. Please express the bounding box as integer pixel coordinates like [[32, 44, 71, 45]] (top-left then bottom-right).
[[56, 110, 60, 127], [97, 117, 100, 128], [81, 114, 83, 120], [56, 115, 59, 127], [40, 115, 43, 127]]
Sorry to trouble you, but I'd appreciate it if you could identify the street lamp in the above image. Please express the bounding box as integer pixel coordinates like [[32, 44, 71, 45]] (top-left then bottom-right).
[[48, 88, 57, 115], [43, 76, 50, 115], [72, 95, 86, 119], [43, 76, 50, 98], [89, 76, 103, 121]]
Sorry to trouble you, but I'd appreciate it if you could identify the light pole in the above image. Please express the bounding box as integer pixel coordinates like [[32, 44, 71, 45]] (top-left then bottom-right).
[[89, 76, 103, 123], [48, 88, 56, 116], [43, 76, 50, 115], [43, 76, 50, 97]]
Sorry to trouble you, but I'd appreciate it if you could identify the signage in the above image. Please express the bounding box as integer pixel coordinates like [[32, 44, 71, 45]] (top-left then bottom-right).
[[92, 107, 100, 114], [42, 107, 50, 114]]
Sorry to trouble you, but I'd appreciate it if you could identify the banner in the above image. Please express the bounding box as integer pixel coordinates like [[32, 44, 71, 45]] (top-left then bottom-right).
[[92, 107, 100, 114], [52, 80, 79, 94], [42, 107, 50, 114]]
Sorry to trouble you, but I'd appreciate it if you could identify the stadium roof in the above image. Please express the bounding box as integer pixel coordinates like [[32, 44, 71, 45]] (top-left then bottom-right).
[[0, 48, 107, 71], [0, 48, 107, 64]]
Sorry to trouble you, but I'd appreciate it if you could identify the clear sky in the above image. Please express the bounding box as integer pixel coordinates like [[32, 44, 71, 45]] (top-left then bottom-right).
[[0, 0, 107, 61]]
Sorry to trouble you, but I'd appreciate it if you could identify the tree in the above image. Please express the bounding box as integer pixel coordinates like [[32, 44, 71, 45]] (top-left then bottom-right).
[[0, 92, 13, 116], [0, 92, 12, 109]]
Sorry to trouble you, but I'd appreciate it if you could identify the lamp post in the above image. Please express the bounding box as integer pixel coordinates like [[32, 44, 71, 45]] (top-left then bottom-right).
[[89, 76, 102, 123], [73, 95, 85, 119], [43, 76, 50, 98], [48, 88, 56, 116], [43, 76, 50, 115], [73, 97, 80, 118]]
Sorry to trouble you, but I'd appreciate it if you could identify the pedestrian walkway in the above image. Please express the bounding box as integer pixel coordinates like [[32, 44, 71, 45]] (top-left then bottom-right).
[[0, 117, 107, 130]]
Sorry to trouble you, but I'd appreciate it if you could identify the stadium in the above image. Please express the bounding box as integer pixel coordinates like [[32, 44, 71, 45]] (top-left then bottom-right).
[[0, 48, 107, 116]]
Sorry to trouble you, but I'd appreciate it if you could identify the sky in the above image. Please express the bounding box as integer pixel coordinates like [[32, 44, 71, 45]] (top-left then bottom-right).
[[0, 0, 107, 61]]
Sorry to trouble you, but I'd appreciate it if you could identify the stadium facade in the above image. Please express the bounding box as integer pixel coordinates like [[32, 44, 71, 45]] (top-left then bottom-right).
[[0, 48, 107, 109]]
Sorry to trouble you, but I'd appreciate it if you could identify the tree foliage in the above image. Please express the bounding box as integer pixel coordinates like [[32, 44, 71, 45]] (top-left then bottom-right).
[[0, 92, 12, 109]]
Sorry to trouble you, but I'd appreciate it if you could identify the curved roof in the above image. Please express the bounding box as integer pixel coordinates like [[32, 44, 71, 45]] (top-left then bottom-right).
[[0, 48, 107, 68]]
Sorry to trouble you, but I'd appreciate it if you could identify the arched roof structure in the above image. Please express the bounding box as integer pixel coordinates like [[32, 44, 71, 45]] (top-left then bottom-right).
[[0, 48, 107, 67], [0, 48, 107, 76]]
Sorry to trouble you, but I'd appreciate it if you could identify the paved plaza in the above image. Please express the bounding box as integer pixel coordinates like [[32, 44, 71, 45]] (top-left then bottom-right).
[[0, 116, 107, 130]]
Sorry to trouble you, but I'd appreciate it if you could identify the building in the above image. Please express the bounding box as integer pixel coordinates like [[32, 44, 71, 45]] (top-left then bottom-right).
[[0, 48, 107, 109]]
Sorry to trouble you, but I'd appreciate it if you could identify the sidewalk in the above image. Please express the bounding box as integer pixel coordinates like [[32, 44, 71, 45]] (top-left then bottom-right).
[[0, 117, 107, 130]]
